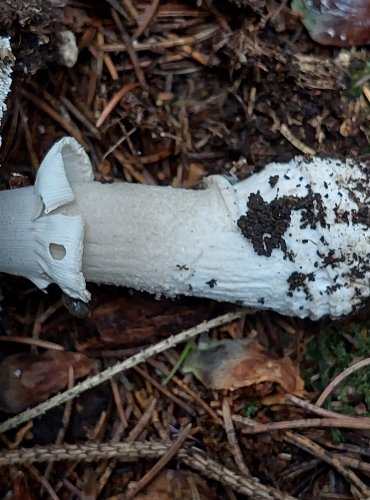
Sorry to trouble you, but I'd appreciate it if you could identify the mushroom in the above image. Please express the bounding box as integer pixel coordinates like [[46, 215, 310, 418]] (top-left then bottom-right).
[[1, 136, 370, 320]]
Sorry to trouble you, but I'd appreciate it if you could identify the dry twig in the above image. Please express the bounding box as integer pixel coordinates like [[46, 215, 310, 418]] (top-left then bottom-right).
[[126, 424, 192, 498], [240, 417, 370, 434], [20, 88, 88, 149], [316, 358, 370, 408], [133, 365, 195, 415], [286, 394, 357, 419], [96, 83, 138, 128], [0, 336, 64, 351], [222, 398, 251, 477], [42, 367, 75, 494]]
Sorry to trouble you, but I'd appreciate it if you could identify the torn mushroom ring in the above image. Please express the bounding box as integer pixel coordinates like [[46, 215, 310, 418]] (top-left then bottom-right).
[[1, 137, 370, 320]]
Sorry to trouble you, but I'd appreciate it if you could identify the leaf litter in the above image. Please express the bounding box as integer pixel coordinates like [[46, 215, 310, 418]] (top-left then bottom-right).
[[0, 0, 369, 498]]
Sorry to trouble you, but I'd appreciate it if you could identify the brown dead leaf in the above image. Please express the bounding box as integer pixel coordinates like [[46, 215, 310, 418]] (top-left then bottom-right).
[[183, 339, 304, 402], [133, 469, 214, 500], [0, 351, 95, 413]]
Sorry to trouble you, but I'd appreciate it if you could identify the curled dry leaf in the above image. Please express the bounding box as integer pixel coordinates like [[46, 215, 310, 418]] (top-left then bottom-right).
[[0, 351, 95, 413], [183, 339, 304, 402], [133, 469, 214, 500]]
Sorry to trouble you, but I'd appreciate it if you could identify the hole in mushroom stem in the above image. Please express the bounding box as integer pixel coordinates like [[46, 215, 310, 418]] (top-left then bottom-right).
[[49, 243, 66, 261]]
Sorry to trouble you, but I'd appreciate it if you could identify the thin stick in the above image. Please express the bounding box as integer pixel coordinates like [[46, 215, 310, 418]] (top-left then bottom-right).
[[132, 0, 160, 40], [222, 398, 251, 477], [1, 422, 32, 449], [42, 367, 75, 494], [33, 299, 64, 344], [173, 374, 222, 425], [134, 365, 195, 416], [126, 424, 192, 499], [110, 378, 128, 429], [101, 25, 219, 52], [0, 310, 246, 434], [59, 96, 101, 137], [240, 417, 370, 434], [26, 464, 59, 500], [331, 454, 370, 473], [20, 88, 88, 149], [148, 359, 222, 424], [127, 397, 157, 441], [96, 398, 157, 496], [96, 83, 137, 128], [286, 394, 357, 420], [0, 336, 64, 351], [280, 123, 316, 156], [111, 8, 147, 88], [122, 0, 139, 20], [19, 102, 39, 168], [316, 358, 370, 407]]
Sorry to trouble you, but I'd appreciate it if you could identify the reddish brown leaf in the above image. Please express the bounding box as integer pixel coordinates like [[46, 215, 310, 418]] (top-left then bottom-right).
[[183, 339, 304, 401], [0, 351, 95, 413]]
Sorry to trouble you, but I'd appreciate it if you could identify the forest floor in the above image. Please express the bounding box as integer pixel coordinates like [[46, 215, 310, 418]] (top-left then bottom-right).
[[0, 1, 369, 498]]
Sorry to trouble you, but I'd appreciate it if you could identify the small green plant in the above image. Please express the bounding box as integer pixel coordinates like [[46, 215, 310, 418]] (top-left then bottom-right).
[[303, 320, 370, 417], [330, 427, 344, 444], [242, 400, 260, 419], [347, 61, 370, 97]]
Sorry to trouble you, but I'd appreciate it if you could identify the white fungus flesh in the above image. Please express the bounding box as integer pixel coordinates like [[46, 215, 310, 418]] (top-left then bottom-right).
[[1, 137, 370, 320]]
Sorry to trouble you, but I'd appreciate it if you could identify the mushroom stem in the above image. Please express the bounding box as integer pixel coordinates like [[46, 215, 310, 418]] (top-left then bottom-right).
[[1, 137, 370, 320], [59, 176, 258, 300]]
